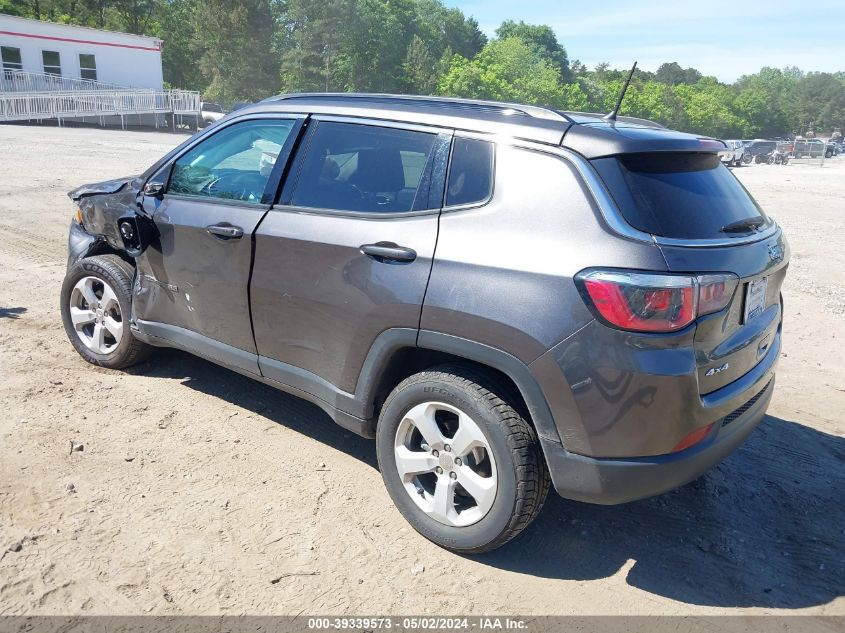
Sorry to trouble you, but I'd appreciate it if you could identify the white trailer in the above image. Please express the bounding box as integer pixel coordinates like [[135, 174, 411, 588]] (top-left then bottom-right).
[[0, 14, 163, 89]]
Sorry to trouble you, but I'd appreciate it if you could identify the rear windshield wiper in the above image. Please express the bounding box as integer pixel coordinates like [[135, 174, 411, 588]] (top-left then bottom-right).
[[720, 217, 766, 234]]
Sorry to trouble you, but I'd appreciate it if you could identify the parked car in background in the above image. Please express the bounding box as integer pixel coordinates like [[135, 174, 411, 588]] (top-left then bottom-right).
[[720, 139, 745, 166], [60, 94, 788, 553], [200, 101, 225, 128], [745, 140, 777, 163]]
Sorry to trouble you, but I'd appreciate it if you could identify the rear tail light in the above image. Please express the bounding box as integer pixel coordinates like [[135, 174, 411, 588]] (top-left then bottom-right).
[[577, 270, 738, 333], [697, 274, 737, 315]]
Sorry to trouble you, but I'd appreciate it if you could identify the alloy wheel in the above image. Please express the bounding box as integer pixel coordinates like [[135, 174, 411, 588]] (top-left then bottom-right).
[[394, 401, 497, 527], [68, 276, 124, 355]]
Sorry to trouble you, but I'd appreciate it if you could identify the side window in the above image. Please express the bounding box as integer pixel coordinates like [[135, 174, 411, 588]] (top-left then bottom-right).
[[168, 119, 296, 203], [290, 121, 437, 213], [42, 50, 61, 75], [1, 46, 23, 71], [446, 137, 494, 207], [79, 54, 97, 81]]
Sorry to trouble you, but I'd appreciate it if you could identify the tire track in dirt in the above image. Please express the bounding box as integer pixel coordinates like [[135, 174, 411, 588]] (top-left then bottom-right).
[[0, 223, 65, 266]]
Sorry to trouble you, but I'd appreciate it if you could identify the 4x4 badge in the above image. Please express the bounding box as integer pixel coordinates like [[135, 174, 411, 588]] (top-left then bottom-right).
[[706, 363, 729, 377], [768, 244, 784, 262]]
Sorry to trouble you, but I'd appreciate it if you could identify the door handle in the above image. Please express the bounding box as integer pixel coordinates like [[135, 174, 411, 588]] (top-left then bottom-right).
[[206, 223, 244, 239], [360, 242, 417, 263]]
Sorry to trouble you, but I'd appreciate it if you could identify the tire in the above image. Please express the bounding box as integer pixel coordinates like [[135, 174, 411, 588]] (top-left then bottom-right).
[[376, 364, 550, 554], [60, 255, 151, 369]]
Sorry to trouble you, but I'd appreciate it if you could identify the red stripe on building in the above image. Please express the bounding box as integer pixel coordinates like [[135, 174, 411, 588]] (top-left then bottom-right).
[[0, 30, 160, 51]]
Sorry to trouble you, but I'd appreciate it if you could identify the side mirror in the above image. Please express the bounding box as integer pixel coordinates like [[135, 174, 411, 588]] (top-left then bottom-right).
[[143, 181, 164, 198]]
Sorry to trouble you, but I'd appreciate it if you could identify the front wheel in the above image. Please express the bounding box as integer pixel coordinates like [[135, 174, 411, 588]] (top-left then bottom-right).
[[60, 255, 151, 369], [376, 365, 550, 554]]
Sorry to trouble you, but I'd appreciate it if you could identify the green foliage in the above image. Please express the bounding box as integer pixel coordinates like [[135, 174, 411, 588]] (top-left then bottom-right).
[[438, 37, 587, 110], [673, 79, 745, 137], [494, 19, 570, 81], [153, 0, 204, 90], [655, 62, 702, 86], [788, 72, 845, 136], [192, 0, 279, 105], [2, 1, 843, 137]]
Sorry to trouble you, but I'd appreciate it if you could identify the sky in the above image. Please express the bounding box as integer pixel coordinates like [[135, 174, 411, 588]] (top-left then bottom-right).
[[448, 0, 845, 83]]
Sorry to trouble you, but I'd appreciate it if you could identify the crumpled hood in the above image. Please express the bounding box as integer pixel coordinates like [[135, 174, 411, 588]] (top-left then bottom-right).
[[68, 175, 138, 201]]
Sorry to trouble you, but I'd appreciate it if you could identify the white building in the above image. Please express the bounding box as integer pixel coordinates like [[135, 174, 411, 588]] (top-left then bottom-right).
[[0, 14, 164, 89]]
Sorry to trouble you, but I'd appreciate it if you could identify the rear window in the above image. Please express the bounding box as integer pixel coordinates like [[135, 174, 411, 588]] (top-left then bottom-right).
[[290, 121, 437, 213], [592, 153, 767, 240]]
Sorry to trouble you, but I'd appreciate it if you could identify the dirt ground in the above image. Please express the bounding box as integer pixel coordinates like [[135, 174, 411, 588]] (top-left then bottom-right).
[[0, 125, 842, 616]]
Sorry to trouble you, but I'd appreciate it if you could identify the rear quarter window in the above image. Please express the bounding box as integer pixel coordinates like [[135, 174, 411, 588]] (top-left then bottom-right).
[[592, 152, 768, 240], [446, 137, 494, 207]]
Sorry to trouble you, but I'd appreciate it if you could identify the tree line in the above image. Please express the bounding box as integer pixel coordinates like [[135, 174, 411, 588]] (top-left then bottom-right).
[[2, 0, 844, 138]]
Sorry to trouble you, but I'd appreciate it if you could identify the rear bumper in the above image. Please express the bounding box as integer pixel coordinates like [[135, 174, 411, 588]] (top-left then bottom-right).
[[543, 376, 773, 505]]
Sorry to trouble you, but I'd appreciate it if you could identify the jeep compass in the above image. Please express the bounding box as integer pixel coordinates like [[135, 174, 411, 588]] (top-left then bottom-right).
[[61, 94, 789, 553]]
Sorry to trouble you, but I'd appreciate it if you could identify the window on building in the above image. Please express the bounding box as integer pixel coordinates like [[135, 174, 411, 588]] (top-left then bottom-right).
[[1, 46, 23, 71], [42, 50, 61, 76], [290, 122, 438, 213], [446, 137, 494, 207], [79, 54, 97, 81]]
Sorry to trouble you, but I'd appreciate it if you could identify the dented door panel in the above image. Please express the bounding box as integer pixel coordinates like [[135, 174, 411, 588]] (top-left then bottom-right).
[[133, 196, 266, 353]]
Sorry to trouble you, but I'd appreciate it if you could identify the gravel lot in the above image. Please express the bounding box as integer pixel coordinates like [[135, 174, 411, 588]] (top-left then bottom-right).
[[0, 125, 843, 616]]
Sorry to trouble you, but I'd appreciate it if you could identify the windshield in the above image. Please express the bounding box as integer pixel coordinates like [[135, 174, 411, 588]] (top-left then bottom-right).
[[593, 152, 768, 239]]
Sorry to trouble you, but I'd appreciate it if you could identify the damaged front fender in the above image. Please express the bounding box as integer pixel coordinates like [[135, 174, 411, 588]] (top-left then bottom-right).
[[67, 174, 154, 265], [67, 220, 98, 269]]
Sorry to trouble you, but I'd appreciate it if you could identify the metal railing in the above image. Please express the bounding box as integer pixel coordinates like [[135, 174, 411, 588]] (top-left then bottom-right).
[[0, 89, 200, 123], [0, 69, 200, 124], [169, 90, 201, 115], [1, 69, 130, 93]]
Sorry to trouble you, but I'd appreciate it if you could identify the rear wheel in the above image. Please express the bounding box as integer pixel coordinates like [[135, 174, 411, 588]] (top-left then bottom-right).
[[376, 364, 550, 553], [60, 255, 151, 369]]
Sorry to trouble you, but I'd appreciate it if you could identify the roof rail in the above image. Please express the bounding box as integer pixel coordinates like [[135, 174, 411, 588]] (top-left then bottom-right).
[[561, 110, 666, 129], [265, 93, 572, 123]]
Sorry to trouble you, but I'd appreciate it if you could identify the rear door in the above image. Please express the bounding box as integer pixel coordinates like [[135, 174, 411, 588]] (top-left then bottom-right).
[[134, 116, 304, 365], [251, 117, 450, 398], [592, 151, 788, 394]]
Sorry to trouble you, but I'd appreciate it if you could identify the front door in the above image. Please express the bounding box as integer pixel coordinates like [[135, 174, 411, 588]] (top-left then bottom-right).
[[134, 116, 303, 368], [251, 118, 450, 404]]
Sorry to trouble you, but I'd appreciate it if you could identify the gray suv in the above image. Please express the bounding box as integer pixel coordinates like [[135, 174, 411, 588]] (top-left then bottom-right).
[[61, 94, 789, 553]]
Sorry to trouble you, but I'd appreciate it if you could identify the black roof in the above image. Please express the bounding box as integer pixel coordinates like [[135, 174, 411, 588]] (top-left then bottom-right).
[[233, 93, 720, 159]]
